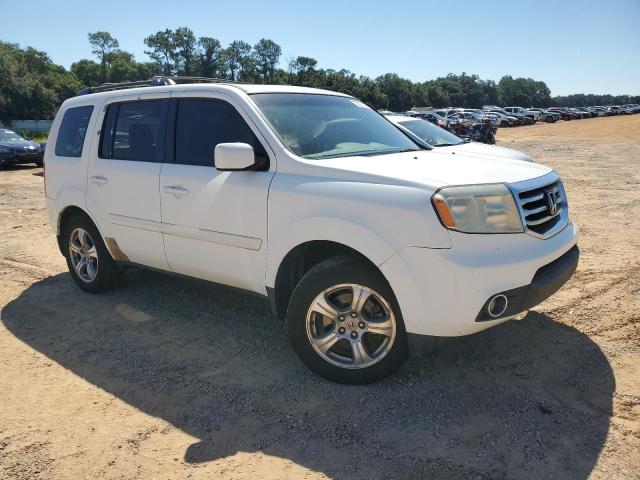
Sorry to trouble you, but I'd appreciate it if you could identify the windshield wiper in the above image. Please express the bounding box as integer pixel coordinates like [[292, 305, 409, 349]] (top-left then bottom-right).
[[359, 148, 422, 157]]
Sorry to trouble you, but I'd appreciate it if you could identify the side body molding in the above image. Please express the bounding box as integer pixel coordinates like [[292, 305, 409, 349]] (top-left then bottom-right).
[[109, 213, 262, 251]]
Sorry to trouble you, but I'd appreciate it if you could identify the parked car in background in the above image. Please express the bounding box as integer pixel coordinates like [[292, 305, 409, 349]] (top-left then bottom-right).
[[433, 108, 461, 119], [387, 115, 533, 161], [568, 108, 590, 119], [0, 129, 44, 168], [448, 111, 487, 123], [482, 111, 513, 127], [575, 107, 598, 118], [527, 108, 560, 123], [405, 110, 450, 128], [584, 107, 606, 117], [483, 107, 530, 125], [606, 106, 627, 115], [504, 107, 539, 122], [547, 107, 577, 120], [460, 108, 486, 116]]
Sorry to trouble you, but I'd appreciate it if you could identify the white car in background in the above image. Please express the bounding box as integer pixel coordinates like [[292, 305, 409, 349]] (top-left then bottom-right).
[[504, 107, 540, 122], [387, 115, 534, 162], [481, 111, 511, 127]]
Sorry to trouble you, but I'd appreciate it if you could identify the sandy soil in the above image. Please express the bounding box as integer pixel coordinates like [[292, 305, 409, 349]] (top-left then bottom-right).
[[0, 115, 638, 480]]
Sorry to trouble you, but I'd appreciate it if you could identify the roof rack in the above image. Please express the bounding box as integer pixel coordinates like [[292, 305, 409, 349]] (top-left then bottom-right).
[[76, 75, 240, 96]]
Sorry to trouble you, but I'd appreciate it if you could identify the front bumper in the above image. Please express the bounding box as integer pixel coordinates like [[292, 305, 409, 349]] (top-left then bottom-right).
[[475, 244, 579, 321], [0, 151, 42, 165], [379, 221, 579, 338]]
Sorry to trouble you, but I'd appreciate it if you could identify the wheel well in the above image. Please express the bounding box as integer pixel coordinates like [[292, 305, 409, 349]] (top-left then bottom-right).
[[270, 241, 379, 319], [56, 206, 95, 255]]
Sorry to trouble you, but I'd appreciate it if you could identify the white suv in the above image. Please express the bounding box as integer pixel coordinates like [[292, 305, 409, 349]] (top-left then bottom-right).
[[44, 76, 579, 384]]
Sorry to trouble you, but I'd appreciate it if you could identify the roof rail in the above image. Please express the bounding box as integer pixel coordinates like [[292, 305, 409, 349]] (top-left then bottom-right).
[[76, 75, 240, 96]]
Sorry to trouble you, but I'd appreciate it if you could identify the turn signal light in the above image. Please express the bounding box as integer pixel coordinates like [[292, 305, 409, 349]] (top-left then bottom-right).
[[433, 196, 455, 228]]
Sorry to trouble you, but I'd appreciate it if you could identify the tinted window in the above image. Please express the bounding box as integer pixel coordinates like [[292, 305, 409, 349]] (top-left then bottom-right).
[[55, 106, 94, 157], [175, 99, 266, 167], [100, 100, 168, 162], [99, 103, 119, 158]]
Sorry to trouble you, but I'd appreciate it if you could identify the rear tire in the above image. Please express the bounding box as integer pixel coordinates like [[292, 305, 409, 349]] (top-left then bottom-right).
[[287, 255, 408, 384], [62, 214, 122, 293]]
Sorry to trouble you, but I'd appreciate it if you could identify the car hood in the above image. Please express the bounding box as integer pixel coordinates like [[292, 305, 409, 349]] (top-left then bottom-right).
[[436, 142, 533, 162], [310, 149, 551, 189]]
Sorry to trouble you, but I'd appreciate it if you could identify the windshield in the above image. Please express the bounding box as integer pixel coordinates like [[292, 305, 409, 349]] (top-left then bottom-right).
[[0, 130, 24, 143], [251, 94, 420, 159], [397, 119, 464, 147]]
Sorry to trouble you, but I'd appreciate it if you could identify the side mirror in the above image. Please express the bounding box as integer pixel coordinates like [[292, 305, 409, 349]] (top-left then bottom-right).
[[214, 143, 256, 171]]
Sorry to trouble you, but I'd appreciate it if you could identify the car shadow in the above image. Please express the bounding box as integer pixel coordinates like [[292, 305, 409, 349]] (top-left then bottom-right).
[[0, 164, 39, 171], [1, 269, 614, 479]]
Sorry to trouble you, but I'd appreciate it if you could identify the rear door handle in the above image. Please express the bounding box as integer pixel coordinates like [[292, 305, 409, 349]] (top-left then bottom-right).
[[90, 175, 108, 187], [162, 185, 189, 198]]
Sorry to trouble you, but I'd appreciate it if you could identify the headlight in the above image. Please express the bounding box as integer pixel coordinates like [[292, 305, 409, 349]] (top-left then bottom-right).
[[0, 147, 11, 153], [432, 184, 524, 234]]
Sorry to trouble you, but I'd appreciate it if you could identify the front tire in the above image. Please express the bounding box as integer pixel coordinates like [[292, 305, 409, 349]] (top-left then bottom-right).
[[287, 255, 408, 384], [62, 214, 121, 293]]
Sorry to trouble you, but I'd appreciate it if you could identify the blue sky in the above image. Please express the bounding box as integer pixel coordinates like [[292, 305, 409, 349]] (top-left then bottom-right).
[[2, 0, 639, 96]]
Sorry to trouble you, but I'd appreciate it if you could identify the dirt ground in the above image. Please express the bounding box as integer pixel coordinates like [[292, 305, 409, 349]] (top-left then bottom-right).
[[1, 115, 638, 480]]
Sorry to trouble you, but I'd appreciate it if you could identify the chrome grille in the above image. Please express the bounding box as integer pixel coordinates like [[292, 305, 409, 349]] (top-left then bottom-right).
[[511, 175, 569, 239]]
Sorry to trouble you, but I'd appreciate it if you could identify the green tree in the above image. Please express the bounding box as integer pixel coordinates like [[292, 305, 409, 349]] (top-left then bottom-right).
[[375, 73, 415, 111], [222, 40, 253, 80], [144, 29, 176, 75], [173, 27, 198, 75], [497, 75, 550, 107], [424, 82, 450, 108], [253, 38, 281, 82], [70, 59, 102, 87], [198, 37, 223, 77], [0, 42, 81, 122], [107, 50, 155, 83], [289, 56, 318, 85], [88, 31, 119, 82]]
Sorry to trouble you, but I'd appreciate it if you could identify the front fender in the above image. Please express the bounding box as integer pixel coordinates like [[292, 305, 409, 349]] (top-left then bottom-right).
[[265, 173, 451, 288], [266, 216, 397, 287]]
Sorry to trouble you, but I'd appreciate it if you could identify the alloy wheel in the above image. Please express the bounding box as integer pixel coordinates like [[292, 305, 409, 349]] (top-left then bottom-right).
[[305, 283, 397, 369], [69, 227, 98, 283]]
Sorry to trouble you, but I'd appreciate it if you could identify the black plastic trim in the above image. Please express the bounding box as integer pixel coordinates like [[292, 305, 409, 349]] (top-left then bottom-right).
[[523, 244, 580, 309], [475, 244, 579, 322], [265, 286, 281, 318]]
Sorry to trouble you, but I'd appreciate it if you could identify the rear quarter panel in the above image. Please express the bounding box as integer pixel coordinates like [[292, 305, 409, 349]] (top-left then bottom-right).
[[45, 100, 101, 233]]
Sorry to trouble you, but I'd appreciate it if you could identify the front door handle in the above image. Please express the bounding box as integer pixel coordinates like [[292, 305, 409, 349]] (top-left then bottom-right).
[[162, 185, 189, 198], [90, 175, 108, 187]]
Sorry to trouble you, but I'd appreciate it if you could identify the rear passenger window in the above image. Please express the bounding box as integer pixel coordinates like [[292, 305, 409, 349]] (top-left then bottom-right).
[[55, 106, 94, 157], [174, 99, 267, 167], [100, 100, 168, 162]]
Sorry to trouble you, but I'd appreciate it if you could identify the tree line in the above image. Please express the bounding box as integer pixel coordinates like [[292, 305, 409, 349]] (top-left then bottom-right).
[[1, 28, 639, 122]]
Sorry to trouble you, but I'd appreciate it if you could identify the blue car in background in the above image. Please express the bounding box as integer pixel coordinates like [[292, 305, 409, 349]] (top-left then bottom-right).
[[0, 129, 44, 168]]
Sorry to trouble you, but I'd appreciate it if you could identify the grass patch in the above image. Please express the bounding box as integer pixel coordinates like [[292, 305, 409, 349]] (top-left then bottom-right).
[[16, 130, 49, 143]]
